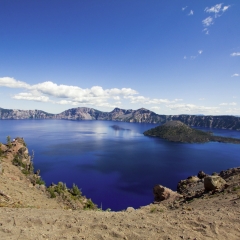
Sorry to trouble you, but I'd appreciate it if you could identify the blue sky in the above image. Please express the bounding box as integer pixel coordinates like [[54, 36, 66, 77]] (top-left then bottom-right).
[[0, 0, 239, 115]]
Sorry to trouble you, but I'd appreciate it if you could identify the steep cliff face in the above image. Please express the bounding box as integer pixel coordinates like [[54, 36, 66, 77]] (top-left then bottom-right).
[[167, 115, 240, 131], [0, 108, 53, 119], [0, 107, 240, 130]]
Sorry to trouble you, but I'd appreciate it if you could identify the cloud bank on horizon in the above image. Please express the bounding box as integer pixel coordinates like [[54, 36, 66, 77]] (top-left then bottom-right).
[[0, 76, 235, 115], [0, 1, 239, 115], [0, 77, 185, 110]]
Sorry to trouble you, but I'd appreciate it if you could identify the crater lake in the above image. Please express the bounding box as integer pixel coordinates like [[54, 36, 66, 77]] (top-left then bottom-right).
[[0, 119, 240, 211]]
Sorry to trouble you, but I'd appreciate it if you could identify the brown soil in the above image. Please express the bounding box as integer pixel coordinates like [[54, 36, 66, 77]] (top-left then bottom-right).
[[1, 140, 240, 239]]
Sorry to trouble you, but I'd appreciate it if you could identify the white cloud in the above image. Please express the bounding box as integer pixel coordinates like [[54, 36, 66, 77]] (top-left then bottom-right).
[[199, 98, 205, 101], [231, 52, 240, 57], [124, 95, 149, 103], [0, 77, 30, 89], [202, 17, 214, 27], [1, 76, 182, 110], [204, 3, 230, 17], [30, 82, 137, 99], [231, 73, 239, 77], [202, 28, 209, 35], [56, 100, 79, 105], [188, 10, 194, 16], [182, 6, 187, 11], [150, 106, 161, 111], [166, 103, 219, 113], [222, 5, 230, 12], [184, 50, 203, 60], [205, 3, 223, 15], [219, 102, 237, 106], [226, 108, 240, 114], [113, 96, 120, 100], [0, 77, 139, 108], [202, 4, 231, 35], [124, 96, 182, 105], [13, 92, 50, 102]]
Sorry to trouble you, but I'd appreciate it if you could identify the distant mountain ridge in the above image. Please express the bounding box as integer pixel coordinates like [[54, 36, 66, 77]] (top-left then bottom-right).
[[0, 107, 240, 130]]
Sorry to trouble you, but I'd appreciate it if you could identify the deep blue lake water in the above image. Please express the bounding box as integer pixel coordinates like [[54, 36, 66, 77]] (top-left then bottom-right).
[[0, 120, 240, 211]]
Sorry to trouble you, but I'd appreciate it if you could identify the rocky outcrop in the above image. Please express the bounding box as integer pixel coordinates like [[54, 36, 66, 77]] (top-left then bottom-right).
[[204, 176, 227, 191], [177, 176, 205, 199], [1, 106, 240, 131], [175, 168, 240, 201], [153, 185, 183, 202], [219, 167, 240, 179]]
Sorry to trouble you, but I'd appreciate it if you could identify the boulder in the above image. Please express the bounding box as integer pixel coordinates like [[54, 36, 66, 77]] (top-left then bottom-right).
[[153, 185, 183, 202], [204, 176, 226, 191]]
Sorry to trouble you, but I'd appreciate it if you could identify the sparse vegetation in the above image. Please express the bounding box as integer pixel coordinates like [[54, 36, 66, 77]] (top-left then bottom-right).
[[84, 199, 96, 210], [150, 206, 157, 213], [70, 183, 82, 197], [36, 177, 45, 185], [45, 181, 96, 210], [47, 187, 56, 198]]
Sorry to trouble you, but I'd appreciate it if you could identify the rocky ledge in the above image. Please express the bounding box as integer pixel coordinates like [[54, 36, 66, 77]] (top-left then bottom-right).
[[153, 167, 240, 208]]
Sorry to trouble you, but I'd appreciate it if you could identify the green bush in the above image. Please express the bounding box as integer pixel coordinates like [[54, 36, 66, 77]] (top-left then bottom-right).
[[36, 177, 45, 185], [55, 182, 67, 194], [47, 188, 56, 198], [70, 183, 82, 197], [22, 169, 30, 175], [12, 155, 26, 168], [84, 199, 96, 210]]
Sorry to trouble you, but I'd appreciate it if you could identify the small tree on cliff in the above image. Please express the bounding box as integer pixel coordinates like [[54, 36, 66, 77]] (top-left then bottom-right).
[[6, 136, 12, 148], [7, 136, 11, 144]]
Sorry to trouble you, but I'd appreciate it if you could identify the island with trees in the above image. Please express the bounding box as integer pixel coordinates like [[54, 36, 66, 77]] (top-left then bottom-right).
[[143, 120, 240, 144]]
